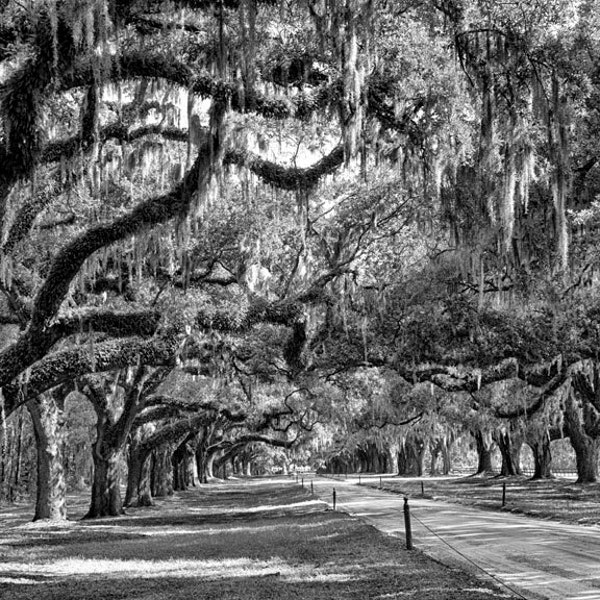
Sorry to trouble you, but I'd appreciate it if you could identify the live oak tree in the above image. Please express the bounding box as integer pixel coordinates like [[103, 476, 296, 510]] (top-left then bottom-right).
[[27, 388, 70, 520], [124, 379, 306, 505], [0, 0, 413, 514], [4, 0, 600, 510]]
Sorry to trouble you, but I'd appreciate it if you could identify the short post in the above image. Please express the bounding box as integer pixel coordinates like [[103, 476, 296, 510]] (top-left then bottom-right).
[[502, 482, 506, 507], [301, 477, 304, 489], [359, 474, 361, 485], [421, 480, 424, 496], [379, 476, 382, 489], [333, 488, 337, 511], [403, 497, 413, 550], [311, 481, 314, 495]]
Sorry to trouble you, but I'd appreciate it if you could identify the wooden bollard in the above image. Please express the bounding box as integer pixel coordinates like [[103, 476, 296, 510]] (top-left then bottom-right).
[[359, 474, 361, 484], [301, 477, 304, 489], [333, 488, 337, 511], [311, 481, 314, 495], [421, 481, 424, 496], [380, 476, 382, 489], [502, 482, 506, 507], [403, 497, 413, 550]]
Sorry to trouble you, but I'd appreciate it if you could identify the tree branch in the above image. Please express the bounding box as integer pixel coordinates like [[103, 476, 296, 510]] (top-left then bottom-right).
[[224, 145, 344, 190], [1, 334, 179, 416]]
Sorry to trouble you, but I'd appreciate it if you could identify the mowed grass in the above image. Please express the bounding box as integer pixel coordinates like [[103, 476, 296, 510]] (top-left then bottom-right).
[[360, 473, 600, 525], [0, 479, 514, 600]]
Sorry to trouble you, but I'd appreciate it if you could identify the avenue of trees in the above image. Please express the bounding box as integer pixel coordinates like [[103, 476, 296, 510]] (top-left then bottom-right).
[[2, 0, 600, 521]]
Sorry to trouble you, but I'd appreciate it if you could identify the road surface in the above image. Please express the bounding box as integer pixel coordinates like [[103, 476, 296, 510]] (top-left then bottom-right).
[[309, 475, 600, 600]]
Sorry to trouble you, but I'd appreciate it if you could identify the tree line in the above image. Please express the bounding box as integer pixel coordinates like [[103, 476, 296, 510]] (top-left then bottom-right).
[[1, 0, 600, 521]]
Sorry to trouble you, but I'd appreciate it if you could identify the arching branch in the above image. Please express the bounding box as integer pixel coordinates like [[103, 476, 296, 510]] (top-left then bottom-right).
[[0, 133, 218, 389], [224, 145, 344, 190], [1, 334, 179, 416]]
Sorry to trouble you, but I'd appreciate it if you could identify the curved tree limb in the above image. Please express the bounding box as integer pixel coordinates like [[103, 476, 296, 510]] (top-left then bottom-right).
[[224, 145, 344, 190], [0, 133, 217, 389], [1, 333, 179, 416]]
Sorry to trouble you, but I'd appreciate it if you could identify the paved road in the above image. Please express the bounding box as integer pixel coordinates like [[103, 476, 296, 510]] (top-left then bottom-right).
[[309, 475, 600, 600]]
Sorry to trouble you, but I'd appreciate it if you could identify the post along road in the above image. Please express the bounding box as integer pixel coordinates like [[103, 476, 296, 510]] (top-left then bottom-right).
[[310, 475, 600, 600]]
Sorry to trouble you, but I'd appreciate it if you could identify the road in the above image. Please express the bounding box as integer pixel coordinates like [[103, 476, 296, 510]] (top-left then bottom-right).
[[309, 475, 600, 600]]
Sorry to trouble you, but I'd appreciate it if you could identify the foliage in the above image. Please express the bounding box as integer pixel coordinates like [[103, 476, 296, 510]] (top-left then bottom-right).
[[3, 0, 600, 511]]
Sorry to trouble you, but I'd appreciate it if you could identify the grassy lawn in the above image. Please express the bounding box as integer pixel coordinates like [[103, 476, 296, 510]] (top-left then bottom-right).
[[0, 479, 515, 600], [359, 473, 600, 525]]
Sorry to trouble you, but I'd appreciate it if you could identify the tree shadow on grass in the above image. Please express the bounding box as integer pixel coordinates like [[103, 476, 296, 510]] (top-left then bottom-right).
[[93, 502, 327, 529], [0, 561, 508, 600], [0, 481, 509, 600], [75, 484, 326, 530], [4, 530, 148, 548]]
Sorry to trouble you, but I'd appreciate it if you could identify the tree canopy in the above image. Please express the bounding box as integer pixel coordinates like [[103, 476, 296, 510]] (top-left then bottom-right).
[[3, 0, 600, 517]]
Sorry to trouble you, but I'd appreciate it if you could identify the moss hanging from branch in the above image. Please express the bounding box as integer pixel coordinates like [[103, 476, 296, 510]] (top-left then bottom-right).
[[225, 144, 344, 190], [238, 0, 257, 110], [548, 74, 570, 273], [501, 123, 517, 252]]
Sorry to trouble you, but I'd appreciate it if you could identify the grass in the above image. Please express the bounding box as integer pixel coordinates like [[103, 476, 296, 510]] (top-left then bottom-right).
[[359, 473, 600, 525], [0, 479, 515, 600]]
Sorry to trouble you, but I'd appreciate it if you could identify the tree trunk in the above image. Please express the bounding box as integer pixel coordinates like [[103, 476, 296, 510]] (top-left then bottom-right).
[[125, 447, 144, 506], [571, 435, 599, 484], [203, 450, 217, 481], [473, 430, 495, 475], [365, 444, 380, 472], [12, 409, 24, 501], [85, 446, 125, 518], [565, 394, 599, 483], [494, 428, 523, 476], [83, 368, 159, 518], [196, 448, 208, 483], [528, 436, 553, 479], [27, 393, 68, 521], [398, 439, 425, 476], [409, 439, 427, 477], [397, 444, 408, 475], [125, 443, 154, 507], [565, 380, 600, 484], [387, 441, 399, 474], [152, 447, 173, 497], [440, 435, 453, 475], [429, 439, 442, 475], [184, 445, 198, 487], [137, 453, 154, 506], [172, 439, 188, 490]]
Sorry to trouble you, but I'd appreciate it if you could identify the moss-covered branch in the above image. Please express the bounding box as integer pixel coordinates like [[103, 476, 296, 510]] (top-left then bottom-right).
[[62, 52, 337, 121], [0, 133, 218, 389], [41, 122, 189, 165], [196, 294, 306, 332], [224, 145, 344, 190], [49, 309, 162, 340], [2, 334, 179, 417], [208, 432, 295, 456], [2, 179, 67, 253]]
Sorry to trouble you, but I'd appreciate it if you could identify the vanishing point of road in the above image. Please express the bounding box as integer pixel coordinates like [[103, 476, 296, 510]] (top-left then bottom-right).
[[309, 475, 600, 600]]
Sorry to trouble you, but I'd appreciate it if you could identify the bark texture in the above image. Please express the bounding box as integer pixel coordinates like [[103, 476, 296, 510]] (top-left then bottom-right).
[[27, 391, 68, 521]]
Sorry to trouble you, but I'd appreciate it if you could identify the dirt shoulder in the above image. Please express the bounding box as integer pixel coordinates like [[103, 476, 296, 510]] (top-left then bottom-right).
[[0, 479, 515, 600]]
